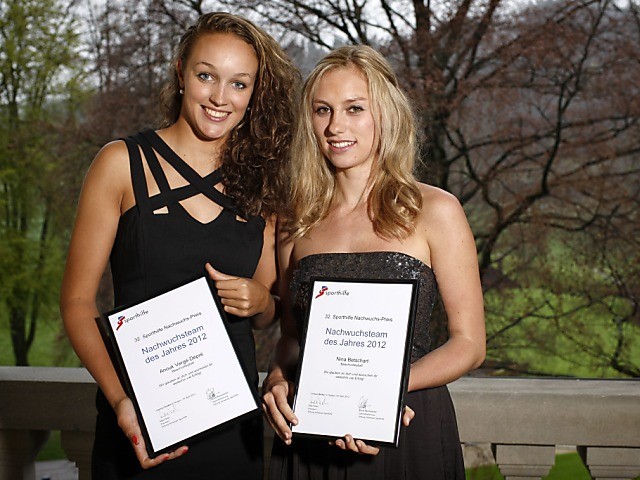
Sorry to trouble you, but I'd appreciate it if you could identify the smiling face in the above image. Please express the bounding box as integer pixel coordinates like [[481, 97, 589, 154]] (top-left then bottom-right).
[[311, 66, 377, 175], [178, 32, 258, 142]]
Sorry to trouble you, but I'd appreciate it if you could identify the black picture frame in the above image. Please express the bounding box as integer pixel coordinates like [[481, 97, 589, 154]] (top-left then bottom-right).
[[96, 275, 261, 458], [291, 276, 419, 448]]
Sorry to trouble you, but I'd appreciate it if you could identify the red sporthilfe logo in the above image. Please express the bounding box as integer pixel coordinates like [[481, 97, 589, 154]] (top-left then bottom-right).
[[315, 286, 328, 298], [116, 315, 125, 330]]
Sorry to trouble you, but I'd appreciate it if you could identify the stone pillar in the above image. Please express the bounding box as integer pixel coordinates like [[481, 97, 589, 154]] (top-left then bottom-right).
[[61, 431, 93, 480], [463, 442, 496, 469], [492, 444, 556, 480], [578, 446, 640, 480], [0, 429, 49, 480]]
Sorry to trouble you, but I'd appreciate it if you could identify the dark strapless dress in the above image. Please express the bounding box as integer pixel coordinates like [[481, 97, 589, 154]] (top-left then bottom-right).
[[269, 252, 465, 480]]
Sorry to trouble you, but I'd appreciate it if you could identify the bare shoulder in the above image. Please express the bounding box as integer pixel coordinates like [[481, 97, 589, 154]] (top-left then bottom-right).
[[77, 139, 134, 215], [264, 213, 277, 233], [276, 223, 295, 259], [81, 139, 133, 199], [87, 140, 130, 179], [416, 183, 467, 228], [416, 184, 478, 279]]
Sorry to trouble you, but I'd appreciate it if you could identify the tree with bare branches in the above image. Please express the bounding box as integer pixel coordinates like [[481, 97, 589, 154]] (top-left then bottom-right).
[[21, 0, 635, 376], [216, 0, 640, 377]]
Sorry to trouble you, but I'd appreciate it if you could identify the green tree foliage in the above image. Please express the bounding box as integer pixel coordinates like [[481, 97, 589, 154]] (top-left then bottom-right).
[[0, 0, 81, 365]]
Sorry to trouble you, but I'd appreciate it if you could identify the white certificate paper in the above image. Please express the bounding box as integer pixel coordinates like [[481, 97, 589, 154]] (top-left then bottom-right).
[[292, 278, 417, 447], [99, 276, 259, 457]]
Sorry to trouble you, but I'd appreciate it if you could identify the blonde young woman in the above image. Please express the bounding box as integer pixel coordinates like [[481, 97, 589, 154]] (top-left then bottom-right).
[[61, 12, 298, 479], [262, 45, 485, 479]]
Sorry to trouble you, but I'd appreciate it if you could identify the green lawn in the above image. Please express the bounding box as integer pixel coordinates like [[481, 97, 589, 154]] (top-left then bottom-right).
[[467, 451, 640, 479], [465, 452, 592, 479], [36, 431, 64, 461], [483, 285, 640, 378]]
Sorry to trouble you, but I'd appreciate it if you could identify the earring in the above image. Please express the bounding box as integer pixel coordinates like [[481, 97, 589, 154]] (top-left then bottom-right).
[[179, 88, 184, 95]]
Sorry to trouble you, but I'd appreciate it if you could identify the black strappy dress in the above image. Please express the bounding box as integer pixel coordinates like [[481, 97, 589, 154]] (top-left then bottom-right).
[[92, 130, 265, 479]]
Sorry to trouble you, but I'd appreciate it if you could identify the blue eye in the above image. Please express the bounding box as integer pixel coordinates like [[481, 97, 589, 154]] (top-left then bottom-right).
[[232, 81, 247, 90], [197, 72, 213, 82]]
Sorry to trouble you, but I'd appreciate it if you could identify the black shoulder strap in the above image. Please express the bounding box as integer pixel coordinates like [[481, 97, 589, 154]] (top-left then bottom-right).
[[139, 130, 240, 215], [132, 132, 173, 213], [123, 137, 151, 215]]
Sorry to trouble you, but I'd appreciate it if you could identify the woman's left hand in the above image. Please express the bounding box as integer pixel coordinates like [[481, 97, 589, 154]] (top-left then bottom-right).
[[206, 263, 271, 317], [332, 435, 380, 455], [402, 405, 415, 427], [332, 406, 414, 455]]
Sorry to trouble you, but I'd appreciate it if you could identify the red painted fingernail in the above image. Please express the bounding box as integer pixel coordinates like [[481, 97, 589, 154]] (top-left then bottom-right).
[[132, 435, 139, 445]]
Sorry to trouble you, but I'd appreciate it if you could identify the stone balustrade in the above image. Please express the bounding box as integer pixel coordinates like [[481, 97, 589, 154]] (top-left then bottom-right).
[[0, 367, 638, 480]]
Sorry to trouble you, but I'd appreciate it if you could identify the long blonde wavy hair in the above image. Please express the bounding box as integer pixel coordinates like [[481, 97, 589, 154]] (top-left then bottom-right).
[[285, 45, 422, 240]]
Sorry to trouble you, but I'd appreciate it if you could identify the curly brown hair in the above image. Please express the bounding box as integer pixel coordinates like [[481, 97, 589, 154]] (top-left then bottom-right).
[[159, 12, 299, 218]]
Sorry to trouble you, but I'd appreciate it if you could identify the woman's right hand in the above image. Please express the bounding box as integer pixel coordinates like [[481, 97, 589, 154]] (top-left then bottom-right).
[[114, 396, 189, 468], [262, 373, 298, 445]]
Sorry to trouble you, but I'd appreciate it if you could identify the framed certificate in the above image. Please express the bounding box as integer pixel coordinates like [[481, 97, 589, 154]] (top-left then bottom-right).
[[97, 276, 260, 457], [291, 277, 419, 447]]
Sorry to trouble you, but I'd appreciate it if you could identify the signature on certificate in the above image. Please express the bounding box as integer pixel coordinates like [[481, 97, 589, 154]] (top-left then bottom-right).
[[206, 387, 216, 402], [358, 396, 369, 410], [309, 396, 328, 406], [158, 403, 179, 420]]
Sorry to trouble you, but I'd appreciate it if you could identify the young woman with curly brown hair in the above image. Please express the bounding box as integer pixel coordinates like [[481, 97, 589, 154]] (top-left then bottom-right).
[[61, 12, 299, 479]]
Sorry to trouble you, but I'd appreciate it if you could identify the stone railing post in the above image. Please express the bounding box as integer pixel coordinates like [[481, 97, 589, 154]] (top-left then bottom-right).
[[0, 429, 49, 480], [61, 431, 93, 480], [577, 446, 640, 480], [450, 377, 640, 479], [0, 367, 96, 480], [491, 444, 555, 479]]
